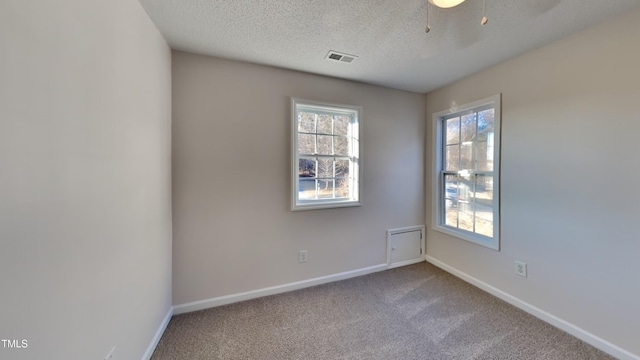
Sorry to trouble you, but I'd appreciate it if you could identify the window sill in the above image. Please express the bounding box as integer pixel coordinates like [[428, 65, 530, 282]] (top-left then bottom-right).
[[432, 224, 499, 251], [292, 200, 361, 211]]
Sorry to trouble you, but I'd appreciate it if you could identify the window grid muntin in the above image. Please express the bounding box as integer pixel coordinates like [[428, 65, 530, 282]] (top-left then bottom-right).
[[299, 155, 351, 201], [297, 111, 353, 201], [440, 106, 495, 239]]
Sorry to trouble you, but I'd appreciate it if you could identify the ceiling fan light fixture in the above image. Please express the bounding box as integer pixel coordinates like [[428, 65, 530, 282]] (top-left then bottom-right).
[[428, 0, 466, 9], [424, 0, 487, 33]]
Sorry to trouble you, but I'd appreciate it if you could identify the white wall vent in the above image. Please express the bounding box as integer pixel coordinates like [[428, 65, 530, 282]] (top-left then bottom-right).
[[325, 51, 358, 64], [387, 225, 425, 269]]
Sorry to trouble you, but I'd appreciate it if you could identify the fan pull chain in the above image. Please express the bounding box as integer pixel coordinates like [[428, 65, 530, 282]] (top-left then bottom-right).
[[425, 1, 431, 33], [481, 0, 488, 25]]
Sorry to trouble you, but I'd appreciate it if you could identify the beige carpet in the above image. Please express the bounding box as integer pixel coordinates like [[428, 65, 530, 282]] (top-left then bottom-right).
[[152, 262, 613, 360]]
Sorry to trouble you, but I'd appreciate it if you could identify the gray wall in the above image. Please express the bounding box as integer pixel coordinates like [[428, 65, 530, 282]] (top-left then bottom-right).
[[0, 0, 172, 359], [172, 51, 425, 305], [426, 8, 640, 357]]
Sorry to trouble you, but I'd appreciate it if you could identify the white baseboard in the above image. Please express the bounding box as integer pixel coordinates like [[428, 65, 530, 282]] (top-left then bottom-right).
[[141, 306, 173, 360], [173, 263, 388, 315], [425, 255, 639, 360]]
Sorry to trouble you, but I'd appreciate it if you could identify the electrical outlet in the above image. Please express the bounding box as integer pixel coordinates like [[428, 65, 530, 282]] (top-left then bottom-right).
[[299, 250, 308, 263], [105, 347, 115, 360], [515, 261, 527, 278]]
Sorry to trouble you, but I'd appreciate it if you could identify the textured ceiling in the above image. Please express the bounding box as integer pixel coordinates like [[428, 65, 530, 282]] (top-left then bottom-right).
[[139, 0, 640, 93]]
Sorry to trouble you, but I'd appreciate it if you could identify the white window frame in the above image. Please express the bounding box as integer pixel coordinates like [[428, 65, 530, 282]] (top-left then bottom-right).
[[291, 98, 362, 211], [431, 94, 501, 250]]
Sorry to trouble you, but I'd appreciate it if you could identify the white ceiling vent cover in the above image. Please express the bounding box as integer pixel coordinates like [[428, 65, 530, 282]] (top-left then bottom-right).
[[326, 51, 358, 64]]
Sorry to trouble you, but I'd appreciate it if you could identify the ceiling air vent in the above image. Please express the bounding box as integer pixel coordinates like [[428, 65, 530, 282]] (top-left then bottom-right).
[[326, 51, 358, 64]]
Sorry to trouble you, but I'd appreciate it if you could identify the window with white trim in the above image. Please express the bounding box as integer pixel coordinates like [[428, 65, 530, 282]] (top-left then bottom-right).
[[291, 98, 361, 211], [432, 94, 501, 250]]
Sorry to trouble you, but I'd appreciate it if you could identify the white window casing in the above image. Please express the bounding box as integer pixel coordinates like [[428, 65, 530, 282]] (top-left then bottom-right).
[[291, 98, 362, 211], [431, 94, 501, 250]]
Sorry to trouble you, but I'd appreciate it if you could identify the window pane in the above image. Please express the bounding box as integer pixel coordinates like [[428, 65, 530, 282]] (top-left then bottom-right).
[[336, 178, 349, 198], [317, 135, 332, 155], [298, 134, 315, 154], [335, 159, 349, 178], [298, 112, 316, 133], [474, 175, 494, 237], [477, 109, 494, 142], [444, 174, 459, 228], [317, 179, 334, 199], [318, 158, 333, 178], [334, 136, 348, 156], [445, 145, 459, 171], [461, 113, 476, 142], [476, 141, 493, 171], [459, 142, 473, 171], [458, 179, 475, 232], [299, 158, 316, 178], [334, 116, 349, 135], [317, 114, 332, 134], [446, 117, 460, 145], [298, 179, 316, 200]]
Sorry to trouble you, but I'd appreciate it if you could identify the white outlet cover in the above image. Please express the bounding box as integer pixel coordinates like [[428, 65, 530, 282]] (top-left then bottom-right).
[[515, 261, 527, 278], [299, 250, 308, 263]]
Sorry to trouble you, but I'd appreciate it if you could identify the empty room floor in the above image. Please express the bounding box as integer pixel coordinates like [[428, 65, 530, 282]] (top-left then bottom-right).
[[152, 262, 612, 360]]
